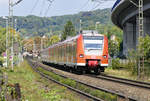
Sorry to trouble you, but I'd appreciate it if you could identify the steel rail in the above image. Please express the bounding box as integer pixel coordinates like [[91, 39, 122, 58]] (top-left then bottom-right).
[[27, 59, 104, 101], [28, 59, 137, 101], [90, 74, 150, 90]]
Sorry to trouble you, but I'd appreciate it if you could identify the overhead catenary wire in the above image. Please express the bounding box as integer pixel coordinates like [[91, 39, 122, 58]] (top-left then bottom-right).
[[91, 2, 101, 11], [44, 3, 52, 17], [12, 0, 23, 6], [91, 0, 114, 11], [30, 0, 40, 14], [77, 0, 90, 12], [90, 0, 105, 12], [44, 0, 55, 17], [91, 2, 97, 11], [39, 0, 46, 15]]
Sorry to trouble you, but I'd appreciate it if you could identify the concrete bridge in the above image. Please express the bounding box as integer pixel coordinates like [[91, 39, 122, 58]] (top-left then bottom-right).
[[111, 0, 150, 55]]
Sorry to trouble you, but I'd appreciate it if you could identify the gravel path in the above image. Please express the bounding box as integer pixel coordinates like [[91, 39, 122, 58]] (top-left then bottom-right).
[[38, 62, 150, 101]]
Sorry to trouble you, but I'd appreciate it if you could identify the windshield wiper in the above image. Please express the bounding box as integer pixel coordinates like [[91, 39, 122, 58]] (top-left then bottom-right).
[[87, 49, 98, 51]]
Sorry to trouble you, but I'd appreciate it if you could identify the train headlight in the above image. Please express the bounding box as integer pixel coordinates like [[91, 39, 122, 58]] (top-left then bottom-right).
[[79, 54, 84, 58], [103, 55, 107, 59]]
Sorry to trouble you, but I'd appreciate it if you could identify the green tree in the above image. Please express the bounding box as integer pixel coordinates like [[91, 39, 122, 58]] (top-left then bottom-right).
[[0, 27, 21, 55], [139, 35, 150, 60], [48, 35, 60, 46], [107, 26, 123, 40], [0, 27, 6, 55], [62, 21, 75, 40], [109, 40, 120, 58], [83, 25, 95, 30]]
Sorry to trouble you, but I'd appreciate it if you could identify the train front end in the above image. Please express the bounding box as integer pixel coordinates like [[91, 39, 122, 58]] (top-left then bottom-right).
[[77, 31, 108, 74]]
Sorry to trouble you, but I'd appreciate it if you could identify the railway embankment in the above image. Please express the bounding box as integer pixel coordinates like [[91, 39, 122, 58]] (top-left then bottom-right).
[[1, 60, 86, 101], [107, 58, 150, 82], [30, 59, 150, 101]]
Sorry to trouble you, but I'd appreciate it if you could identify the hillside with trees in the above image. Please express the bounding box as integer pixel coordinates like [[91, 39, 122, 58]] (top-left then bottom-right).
[[0, 8, 112, 37], [0, 8, 124, 57]]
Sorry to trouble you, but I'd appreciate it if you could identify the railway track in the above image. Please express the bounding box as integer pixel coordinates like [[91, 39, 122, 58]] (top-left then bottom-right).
[[27, 58, 137, 101], [27, 59, 104, 101], [87, 74, 150, 90]]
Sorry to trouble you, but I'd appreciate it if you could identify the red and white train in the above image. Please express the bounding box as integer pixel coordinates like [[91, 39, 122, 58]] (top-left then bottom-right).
[[40, 30, 108, 74]]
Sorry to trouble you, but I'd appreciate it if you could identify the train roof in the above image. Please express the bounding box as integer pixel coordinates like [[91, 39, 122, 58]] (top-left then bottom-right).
[[41, 32, 105, 52], [48, 34, 80, 48], [82, 30, 104, 37], [41, 35, 80, 52]]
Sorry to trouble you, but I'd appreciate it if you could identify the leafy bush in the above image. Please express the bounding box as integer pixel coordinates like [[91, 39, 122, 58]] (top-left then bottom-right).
[[127, 50, 138, 75], [128, 60, 137, 75], [0, 57, 4, 66], [139, 35, 150, 60], [109, 40, 120, 58], [111, 58, 120, 69], [147, 58, 150, 63], [40, 89, 61, 101]]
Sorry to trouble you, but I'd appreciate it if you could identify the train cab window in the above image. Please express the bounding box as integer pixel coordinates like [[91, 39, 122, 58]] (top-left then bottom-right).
[[83, 36, 104, 50], [83, 36, 103, 40], [84, 44, 103, 49]]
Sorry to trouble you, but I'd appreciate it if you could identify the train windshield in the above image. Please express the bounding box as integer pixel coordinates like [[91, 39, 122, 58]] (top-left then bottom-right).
[[83, 36, 104, 50]]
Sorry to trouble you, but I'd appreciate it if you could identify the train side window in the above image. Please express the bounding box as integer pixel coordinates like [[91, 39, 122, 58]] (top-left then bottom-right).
[[68, 44, 70, 59], [57, 46, 59, 62], [62, 45, 64, 62], [60, 46, 61, 61]]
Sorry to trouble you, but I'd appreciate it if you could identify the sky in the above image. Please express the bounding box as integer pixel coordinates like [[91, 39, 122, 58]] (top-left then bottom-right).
[[0, 0, 116, 17]]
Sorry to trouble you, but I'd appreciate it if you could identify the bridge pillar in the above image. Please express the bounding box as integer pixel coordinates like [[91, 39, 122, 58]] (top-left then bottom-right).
[[123, 17, 150, 56], [136, 17, 150, 45], [123, 24, 127, 56], [123, 23, 135, 55], [143, 17, 150, 36]]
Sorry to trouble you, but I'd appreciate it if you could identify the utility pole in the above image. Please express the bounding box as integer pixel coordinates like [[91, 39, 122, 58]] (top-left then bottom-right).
[[11, 0, 14, 71], [14, 19, 19, 65], [79, 19, 82, 33], [14, 19, 17, 41], [8, 0, 11, 45], [3, 16, 8, 68], [138, 0, 144, 78], [6, 19, 8, 68], [33, 39, 36, 55], [41, 35, 46, 52], [9, 0, 14, 70], [95, 22, 100, 31], [50, 28, 53, 37], [41, 38, 43, 51], [8, 0, 11, 68], [11, 43, 14, 70], [9, 0, 23, 70], [128, 0, 144, 78]]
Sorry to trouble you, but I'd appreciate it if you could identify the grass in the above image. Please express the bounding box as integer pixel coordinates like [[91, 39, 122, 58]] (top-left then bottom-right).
[[105, 67, 136, 79], [143, 62, 150, 77], [37, 66, 117, 101], [77, 84, 117, 101], [1, 60, 82, 101], [105, 65, 150, 82], [107, 57, 150, 82]]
